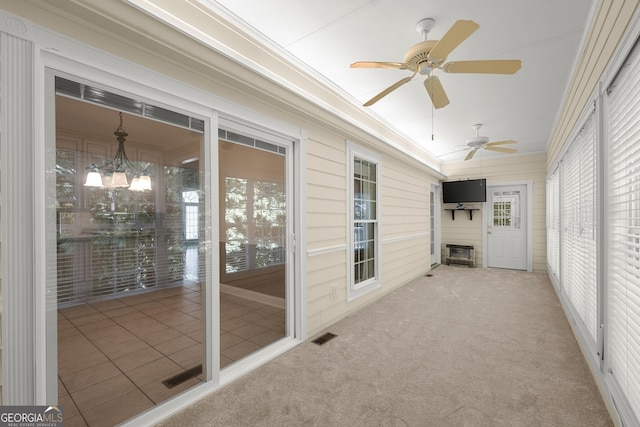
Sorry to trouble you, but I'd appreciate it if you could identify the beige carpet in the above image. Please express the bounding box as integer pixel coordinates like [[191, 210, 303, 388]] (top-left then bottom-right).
[[159, 265, 613, 426]]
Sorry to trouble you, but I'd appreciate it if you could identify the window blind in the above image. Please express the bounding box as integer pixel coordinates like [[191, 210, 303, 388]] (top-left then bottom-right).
[[560, 110, 597, 346], [606, 36, 640, 422], [546, 168, 560, 279], [560, 132, 580, 312], [56, 154, 205, 306]]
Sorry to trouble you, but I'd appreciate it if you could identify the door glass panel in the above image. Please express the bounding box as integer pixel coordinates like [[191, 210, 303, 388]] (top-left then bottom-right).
[[54, 93, 206, 426], [493, 190, 521, 230], [219, 138, 287, 368]]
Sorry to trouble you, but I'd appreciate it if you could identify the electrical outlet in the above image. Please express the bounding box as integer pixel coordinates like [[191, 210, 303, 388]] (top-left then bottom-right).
[[330, 286, 337, 300]]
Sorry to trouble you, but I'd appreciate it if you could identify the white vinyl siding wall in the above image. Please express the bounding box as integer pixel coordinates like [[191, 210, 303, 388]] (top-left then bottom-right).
[[305, 134, 435, 334], [380, 155, 430, 286]]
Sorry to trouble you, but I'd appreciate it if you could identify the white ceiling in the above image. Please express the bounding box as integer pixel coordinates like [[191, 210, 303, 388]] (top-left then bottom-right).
[[206, 0, 594, 162]]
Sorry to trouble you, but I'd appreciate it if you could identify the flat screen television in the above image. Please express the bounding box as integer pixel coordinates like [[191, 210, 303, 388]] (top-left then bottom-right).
[[442, 179, 487, 204]]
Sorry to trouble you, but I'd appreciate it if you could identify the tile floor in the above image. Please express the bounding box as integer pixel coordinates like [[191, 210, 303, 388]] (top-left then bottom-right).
[[58, 282, 285, 427]]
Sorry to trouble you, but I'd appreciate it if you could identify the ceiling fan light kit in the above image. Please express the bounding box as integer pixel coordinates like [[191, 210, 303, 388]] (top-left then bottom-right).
[[351, 18, 522, 109]]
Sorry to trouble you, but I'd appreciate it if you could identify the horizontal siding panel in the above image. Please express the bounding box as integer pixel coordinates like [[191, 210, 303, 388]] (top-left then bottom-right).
[[307, 228, 346, 250], [383, 193, 428, 205], [382, 225, 428, 241], [307, 137, 345, 161], [307, 155, 344, 177], [307, 198, 345, 214], [307, 250, 346, 272], [307, 212, 345, 227], [307, 184, 345, 203], [383, 244, 429, 270], [382, 256, 430, 287], [307, 169, 345, 189]]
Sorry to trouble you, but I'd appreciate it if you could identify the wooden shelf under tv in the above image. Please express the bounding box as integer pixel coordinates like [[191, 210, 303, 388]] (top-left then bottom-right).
[[444, 208, 479, 220]]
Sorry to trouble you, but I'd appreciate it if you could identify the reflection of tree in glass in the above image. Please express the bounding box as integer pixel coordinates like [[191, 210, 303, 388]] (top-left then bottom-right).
[[254, 181, 285, 267], [56, 149, 77, 209], [225, 178, 248, 272], [56, 149, 77, 303], [224, 178, 285, 272]]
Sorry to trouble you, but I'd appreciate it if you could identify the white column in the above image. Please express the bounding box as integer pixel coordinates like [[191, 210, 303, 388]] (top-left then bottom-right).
[[1, 14, 36, 404]]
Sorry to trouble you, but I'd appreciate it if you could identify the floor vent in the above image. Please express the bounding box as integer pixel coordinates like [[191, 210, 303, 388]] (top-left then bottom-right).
[[162, 364, 202, 388], [312, 332, 337, 346]]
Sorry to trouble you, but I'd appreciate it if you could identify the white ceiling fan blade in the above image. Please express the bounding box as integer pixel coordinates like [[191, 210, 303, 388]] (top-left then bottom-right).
[[424, 76, 450, 109], [363, 73, 416, 106], [484, 140, 517, 147], [465, 148, 479, 161], [428, 20, 479, 64], [442, 60, 522, 74], [350, 61, 408, 69], [484, 146, 517, 154]]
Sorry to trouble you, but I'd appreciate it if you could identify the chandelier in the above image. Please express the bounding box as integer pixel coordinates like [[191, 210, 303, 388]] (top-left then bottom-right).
[[84, 112, 152, 191]]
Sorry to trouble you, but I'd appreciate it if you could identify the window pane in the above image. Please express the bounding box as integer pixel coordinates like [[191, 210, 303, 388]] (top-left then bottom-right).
[[351, 152, 379, 294], [54, 93, 206, 420]]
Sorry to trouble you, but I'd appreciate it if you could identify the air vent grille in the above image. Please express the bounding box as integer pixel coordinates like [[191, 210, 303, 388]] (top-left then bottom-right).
[[312, 332, 337, 346], [162, 364, 202, 388]]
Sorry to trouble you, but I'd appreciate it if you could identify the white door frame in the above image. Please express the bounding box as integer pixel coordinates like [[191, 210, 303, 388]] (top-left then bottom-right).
[[430, 183, 442, 266], [482, 180, 533, 272]]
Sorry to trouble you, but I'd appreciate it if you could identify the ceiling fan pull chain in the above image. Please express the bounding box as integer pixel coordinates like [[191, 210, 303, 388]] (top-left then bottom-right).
[[431, 90, 435, 141]]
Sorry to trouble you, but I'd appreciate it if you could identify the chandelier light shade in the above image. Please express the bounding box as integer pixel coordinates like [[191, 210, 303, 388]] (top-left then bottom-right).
[[84, 165, 104, 188], [84, 112, 152, 191]]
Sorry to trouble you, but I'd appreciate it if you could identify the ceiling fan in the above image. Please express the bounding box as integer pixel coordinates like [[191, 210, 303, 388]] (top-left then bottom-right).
[[461, 123, 517, 160], [351, 18, 521, 109]]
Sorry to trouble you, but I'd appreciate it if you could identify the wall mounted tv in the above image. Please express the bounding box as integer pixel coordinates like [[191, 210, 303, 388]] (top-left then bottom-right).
[[442, 179, 487, 204]]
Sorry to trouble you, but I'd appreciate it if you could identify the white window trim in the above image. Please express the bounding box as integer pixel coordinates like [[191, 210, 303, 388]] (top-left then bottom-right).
[[346, 141, 381, 301]]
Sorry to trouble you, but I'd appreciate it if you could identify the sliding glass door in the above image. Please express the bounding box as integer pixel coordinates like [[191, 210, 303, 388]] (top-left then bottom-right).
[[50, 77, 210, 425], [46, 74, 296, 425], [218, 130, 289, 368]]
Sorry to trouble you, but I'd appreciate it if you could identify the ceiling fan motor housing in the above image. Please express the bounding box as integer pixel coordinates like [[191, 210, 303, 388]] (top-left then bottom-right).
[[466, 136, 490, 148], [404, 40, 440, 74]]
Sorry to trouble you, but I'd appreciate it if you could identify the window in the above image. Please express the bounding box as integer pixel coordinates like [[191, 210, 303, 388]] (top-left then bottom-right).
[[546, 167, 560, 279], [560, 110, 597, 346], [348, 143, 380, 300], [606, 37, 640, 422], [183, 190, 200, 240]]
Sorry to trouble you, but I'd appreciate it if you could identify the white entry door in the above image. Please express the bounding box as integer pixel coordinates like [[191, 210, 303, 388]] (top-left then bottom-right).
[[487, 185, 527, 270]]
